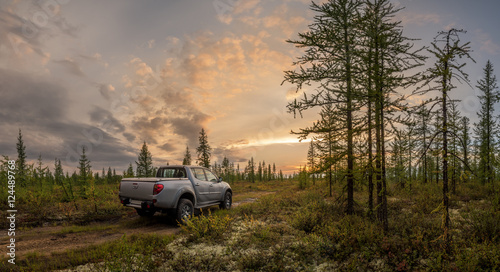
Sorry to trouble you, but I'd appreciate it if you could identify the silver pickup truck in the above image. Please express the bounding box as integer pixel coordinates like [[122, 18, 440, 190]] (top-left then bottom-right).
[[119, 165, 232, 223]]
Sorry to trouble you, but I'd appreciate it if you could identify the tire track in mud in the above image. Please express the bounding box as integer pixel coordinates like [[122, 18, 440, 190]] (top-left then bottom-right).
[[0, 195, 267, 260], [0, 218, 179, 259]]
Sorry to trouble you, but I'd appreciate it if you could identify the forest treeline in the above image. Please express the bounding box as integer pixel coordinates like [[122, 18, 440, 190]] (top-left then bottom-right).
[[0, 126, 293, 222], [283, 0, 499, 253], [0, 127, 290, 202]]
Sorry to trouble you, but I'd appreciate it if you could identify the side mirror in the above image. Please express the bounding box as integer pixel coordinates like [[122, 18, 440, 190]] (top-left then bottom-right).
[[218, 177, 223, 183]]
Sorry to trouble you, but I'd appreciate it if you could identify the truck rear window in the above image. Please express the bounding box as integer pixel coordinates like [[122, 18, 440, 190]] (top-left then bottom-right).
[[157, 168, 186, 178]]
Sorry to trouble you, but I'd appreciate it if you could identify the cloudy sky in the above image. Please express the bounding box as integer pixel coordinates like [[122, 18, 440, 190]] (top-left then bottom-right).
[[1, 0, 500, 174]]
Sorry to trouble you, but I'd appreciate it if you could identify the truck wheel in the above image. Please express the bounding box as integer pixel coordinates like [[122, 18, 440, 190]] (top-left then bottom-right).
[[177, 198, 194, 224], [219, 191, 232, 210], [136, 208, 155, 217]]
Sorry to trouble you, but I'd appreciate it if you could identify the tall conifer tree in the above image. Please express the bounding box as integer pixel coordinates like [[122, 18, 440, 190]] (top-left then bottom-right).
[[183, 146, 192, 165], [417, 28, 474, 254], [136, 141, 154, 177], [196, 128, 212, 168], [474, 60, 499, 184], [16, 129, 27, 187], [362, 0, 426, 230], [284, 0, 363, 214]]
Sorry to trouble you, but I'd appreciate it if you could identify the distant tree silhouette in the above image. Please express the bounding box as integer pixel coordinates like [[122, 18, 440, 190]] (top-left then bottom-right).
[[196, 129, 212, 168], [136, 141, 154, 177], [183, 146, 192, 165]]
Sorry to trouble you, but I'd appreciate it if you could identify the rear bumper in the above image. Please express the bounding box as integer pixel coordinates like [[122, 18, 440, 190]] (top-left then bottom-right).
[[120, 197, 154, 209]]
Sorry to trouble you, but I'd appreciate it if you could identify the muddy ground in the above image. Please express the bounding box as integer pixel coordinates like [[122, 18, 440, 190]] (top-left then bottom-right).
[[0, 197, 259, 260]]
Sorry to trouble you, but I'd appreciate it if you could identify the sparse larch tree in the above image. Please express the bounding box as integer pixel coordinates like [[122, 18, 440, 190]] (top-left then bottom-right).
[[361, 0, 426, 230], [16, 129, 27, 187], [136, 141, 154, 177], [418, 28, 474, 254], [307, 140, 317, 185], [416, 103, 432, 184], [125, 163, 134, 178], [78, 146, 92, 198], [474, 60, 499, 184], [247, 157, 255, 183], [182, 146, 192, 165], [460, 116, 471, 180], [284, 0, 364, 214], [55, 158, 78, 210], [196, 128, 212, 168]]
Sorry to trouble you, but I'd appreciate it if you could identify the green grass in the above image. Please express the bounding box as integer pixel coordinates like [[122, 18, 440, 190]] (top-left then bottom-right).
[[2, 179, 500, 271], [55, 224, 116, 235], [0, 233, 176, 272], [0, 183, 128, 229], [170, 179, 500, 271]]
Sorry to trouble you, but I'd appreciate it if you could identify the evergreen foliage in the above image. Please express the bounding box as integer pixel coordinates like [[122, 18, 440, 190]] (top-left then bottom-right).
[[196, 128, 212, 168], [417, 28, 474, 254], [474, 60, 499, 184], [183, 146, 192, 165], [135, 141, 154, 177], [16, 129, 27, 187]]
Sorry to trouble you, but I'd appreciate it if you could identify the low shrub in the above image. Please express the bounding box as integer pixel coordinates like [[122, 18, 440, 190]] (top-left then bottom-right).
[[410, 185, 442, 215], [454, 242, 500, 271], [165, 250, 229, 272], [317, 215, 382, 261], [461, 209, 500, 243], [180, 209, 234, 243], [290, 200, 332, 233]]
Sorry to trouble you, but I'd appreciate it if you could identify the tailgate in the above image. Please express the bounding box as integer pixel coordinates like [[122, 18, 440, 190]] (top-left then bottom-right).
[[119, 178, 158, 201]]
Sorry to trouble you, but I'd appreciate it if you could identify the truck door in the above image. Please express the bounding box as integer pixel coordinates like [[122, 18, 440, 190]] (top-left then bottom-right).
[[191, 168, 211, 204], [204, 169, 222, 201]]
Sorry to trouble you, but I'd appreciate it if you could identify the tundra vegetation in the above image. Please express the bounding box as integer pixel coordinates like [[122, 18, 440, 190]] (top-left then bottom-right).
[[1, 0, 500, 271]]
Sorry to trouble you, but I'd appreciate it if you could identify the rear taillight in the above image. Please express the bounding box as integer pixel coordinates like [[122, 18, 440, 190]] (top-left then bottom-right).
[[153, 184, 164, 195]]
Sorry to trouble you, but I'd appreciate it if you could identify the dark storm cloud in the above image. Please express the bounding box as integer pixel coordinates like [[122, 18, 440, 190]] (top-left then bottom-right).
[[129, 80, 212, 148], [97, 83, 112, 100], [89, 105, 140, 149], [59, 123, 136, 168], [0, 1, 79, 59], [212, 146, 247, 163], [129, 115, 170, 145], [158, 142, 177, 152], [51, 15, 79, 38], [89, 106, 126, 133], [0, 9, 44, 56], [169, 117, 203, 148], [54, 58, 85, 77], [0, 68, 136, 170], [129, 111, 208, 151], [157, 87, 213, 148], [0, 68, 67, 123], [123, 132, 136, 142]]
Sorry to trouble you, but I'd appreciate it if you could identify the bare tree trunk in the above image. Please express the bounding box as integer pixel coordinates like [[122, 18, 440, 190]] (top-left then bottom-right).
[[441, 31, 451, 255], [368, 101, 374, 218], [380, 60, 388, 231], [345, 20, 355, 215]]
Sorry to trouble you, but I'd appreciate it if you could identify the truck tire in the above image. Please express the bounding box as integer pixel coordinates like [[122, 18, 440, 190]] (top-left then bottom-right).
[[219, 191, 232, 210], [136, 208, 155, 217], [177, 198, 194, 224]]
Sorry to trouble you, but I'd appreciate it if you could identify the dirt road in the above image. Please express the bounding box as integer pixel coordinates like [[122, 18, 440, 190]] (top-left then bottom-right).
[[0, 197, 262, 260], [0, 214, 179, 259]]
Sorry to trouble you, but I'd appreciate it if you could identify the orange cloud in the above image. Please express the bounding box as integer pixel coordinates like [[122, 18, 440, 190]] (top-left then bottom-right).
[[399, 12, 441, 27], [233, 0, 261, 15]]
